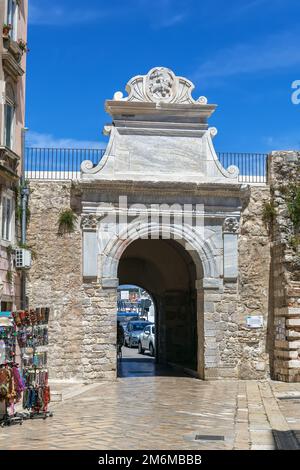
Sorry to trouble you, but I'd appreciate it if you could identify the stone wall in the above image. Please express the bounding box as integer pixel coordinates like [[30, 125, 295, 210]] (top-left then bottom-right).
[[205, 187, 271, 380], [26, 180, 272, 382], [269, 151, 300, 382], [238, 186, 271, 379], [26, 181, 116, 382]]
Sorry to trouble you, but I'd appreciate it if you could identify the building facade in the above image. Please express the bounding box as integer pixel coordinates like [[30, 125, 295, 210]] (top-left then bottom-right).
[[0, 0, 28, 310]]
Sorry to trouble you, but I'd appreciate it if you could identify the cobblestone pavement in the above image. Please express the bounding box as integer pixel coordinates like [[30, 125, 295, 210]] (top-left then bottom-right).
[[0, 349, 300, 450]]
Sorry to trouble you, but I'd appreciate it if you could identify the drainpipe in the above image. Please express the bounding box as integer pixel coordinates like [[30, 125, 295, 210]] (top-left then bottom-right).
[[20, 128, 29, 309]]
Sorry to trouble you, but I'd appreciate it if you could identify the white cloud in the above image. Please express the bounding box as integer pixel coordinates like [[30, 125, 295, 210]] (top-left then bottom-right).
[[154, 13, 187, 29], [26, 131, 106, 149], [234, 0, 271, 15], [29, 1, 109, 26], [193, 29, 300, 81], [264, 135, 300, 151], [29, 0, 189, 28]]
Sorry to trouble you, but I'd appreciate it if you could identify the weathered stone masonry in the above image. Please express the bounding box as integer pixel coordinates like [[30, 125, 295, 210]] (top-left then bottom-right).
[[26, 181, 117, 382], [270, 152, 300, 382], [26, 181, 272, 382], [25, 68, 299, 384]]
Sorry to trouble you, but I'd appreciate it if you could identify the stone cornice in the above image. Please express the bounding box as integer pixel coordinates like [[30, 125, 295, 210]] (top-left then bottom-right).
[[106, 100, 216, 119], [81, 205, 241, 220], [78, 178, 245, 198]]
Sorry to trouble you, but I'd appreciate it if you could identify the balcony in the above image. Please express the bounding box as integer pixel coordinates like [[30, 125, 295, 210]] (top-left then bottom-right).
[[25, 148, 268, 184], [0, 146, 20, 178], [2, 35, 24, 78]]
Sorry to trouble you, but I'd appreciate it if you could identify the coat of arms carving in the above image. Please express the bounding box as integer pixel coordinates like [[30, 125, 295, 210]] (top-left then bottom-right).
[[146, 67, 175, 102]]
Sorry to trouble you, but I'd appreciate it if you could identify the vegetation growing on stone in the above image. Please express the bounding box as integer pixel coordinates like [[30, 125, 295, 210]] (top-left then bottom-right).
[[262, 201, 276, 226], [6, 270, 13, 284], [58, 208, 78, 234], [286, 185, 300, 231]]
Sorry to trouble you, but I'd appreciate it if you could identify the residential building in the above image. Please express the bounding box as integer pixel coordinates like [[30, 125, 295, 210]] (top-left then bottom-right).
[[0, 0, 28, 310]]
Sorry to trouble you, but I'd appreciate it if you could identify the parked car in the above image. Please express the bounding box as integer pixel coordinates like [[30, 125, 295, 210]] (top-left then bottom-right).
[[124, 320, 152, 348], [117, 312, 139, 332], [138, 324, 155, 356]]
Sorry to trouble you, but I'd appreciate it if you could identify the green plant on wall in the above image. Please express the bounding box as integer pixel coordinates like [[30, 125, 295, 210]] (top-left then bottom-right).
[[18, 242, 37, 260], [290, 235, 300, 252], [6, 245, 14, 258], [6, 270, 13, 284], [58, 209, 78, 235], [262, 201, 276, 227], [15, 180, 31, 227], [287, 185, 300, 231], [16, 205, 31, 225]]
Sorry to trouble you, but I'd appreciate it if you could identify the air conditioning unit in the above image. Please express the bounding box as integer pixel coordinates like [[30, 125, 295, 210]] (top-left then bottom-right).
[[15, 249, 32, 269]]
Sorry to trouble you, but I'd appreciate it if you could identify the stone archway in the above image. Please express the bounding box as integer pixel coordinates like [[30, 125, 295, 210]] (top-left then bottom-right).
[[118, 238, 203, 376], [98, 221, 218, 379], [100, 220, 218, 284], [76, 66, 245, 382]]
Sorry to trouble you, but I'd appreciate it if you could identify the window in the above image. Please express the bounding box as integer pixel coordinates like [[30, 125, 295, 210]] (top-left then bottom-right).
[[1, 192, 14, 242], [4, 84, 15, 150], [6, 0, 18, 41]]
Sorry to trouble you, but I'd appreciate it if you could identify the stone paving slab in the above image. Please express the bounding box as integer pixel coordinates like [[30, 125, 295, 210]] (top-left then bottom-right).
[[1, 359, 300, 450], [1, 377, 239, 450]]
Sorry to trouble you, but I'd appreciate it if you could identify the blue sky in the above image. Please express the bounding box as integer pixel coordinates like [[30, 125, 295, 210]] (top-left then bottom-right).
[[26, 0, 300, 152]]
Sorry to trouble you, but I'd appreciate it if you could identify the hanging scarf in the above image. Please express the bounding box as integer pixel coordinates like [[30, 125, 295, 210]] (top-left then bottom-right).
[[12, 367, 25, 402]]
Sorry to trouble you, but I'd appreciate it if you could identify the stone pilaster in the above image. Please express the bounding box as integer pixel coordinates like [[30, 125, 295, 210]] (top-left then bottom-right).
[[81, 284, 117, 382]]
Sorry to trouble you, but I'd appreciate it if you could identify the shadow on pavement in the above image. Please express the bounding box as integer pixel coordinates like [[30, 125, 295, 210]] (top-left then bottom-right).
[[118, 348, 192, 378], [272, 430, 300, 450]]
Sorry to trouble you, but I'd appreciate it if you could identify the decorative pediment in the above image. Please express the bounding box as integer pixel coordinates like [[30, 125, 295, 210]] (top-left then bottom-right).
[[113, 67, 208, 105], [81, 66, 240, 185]]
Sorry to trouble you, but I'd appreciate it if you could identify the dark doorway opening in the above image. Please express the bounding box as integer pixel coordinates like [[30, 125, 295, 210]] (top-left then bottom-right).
[[117, 238, 202, 378]]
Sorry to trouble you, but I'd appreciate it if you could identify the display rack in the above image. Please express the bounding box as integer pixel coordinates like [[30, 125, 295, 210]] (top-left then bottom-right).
[[13, 308, 53, 420], [0, 312, 24, 427]]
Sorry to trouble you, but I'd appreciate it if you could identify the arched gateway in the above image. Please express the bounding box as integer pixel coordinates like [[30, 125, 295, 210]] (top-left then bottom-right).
[[26, 67, 299, 384], [77, 67, 243, 381]]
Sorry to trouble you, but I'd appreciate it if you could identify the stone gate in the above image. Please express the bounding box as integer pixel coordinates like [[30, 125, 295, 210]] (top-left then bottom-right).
[[26, 67, 300, 383]]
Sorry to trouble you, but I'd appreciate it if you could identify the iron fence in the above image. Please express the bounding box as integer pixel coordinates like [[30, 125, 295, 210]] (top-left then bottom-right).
[[25, 148, 268, 183], [218, 152, 267, 183], [25, 147, 105, 180]]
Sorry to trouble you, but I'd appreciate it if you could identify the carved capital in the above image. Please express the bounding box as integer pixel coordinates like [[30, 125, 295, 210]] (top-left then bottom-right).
[[223, 217, 239, 234], [81, 214, 101, 230]]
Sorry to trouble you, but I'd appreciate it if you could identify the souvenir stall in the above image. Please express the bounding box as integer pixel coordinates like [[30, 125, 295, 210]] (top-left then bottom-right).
[[0, 308, 53, 427], [0, 312, 24, 427], [13, 308, 52, 420]]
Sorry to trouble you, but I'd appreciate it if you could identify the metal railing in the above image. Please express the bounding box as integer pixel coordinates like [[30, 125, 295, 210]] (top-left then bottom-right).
[[218, 152, 267, 184], [25, 148, 105, 180], [25, 148, 268, 183]]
